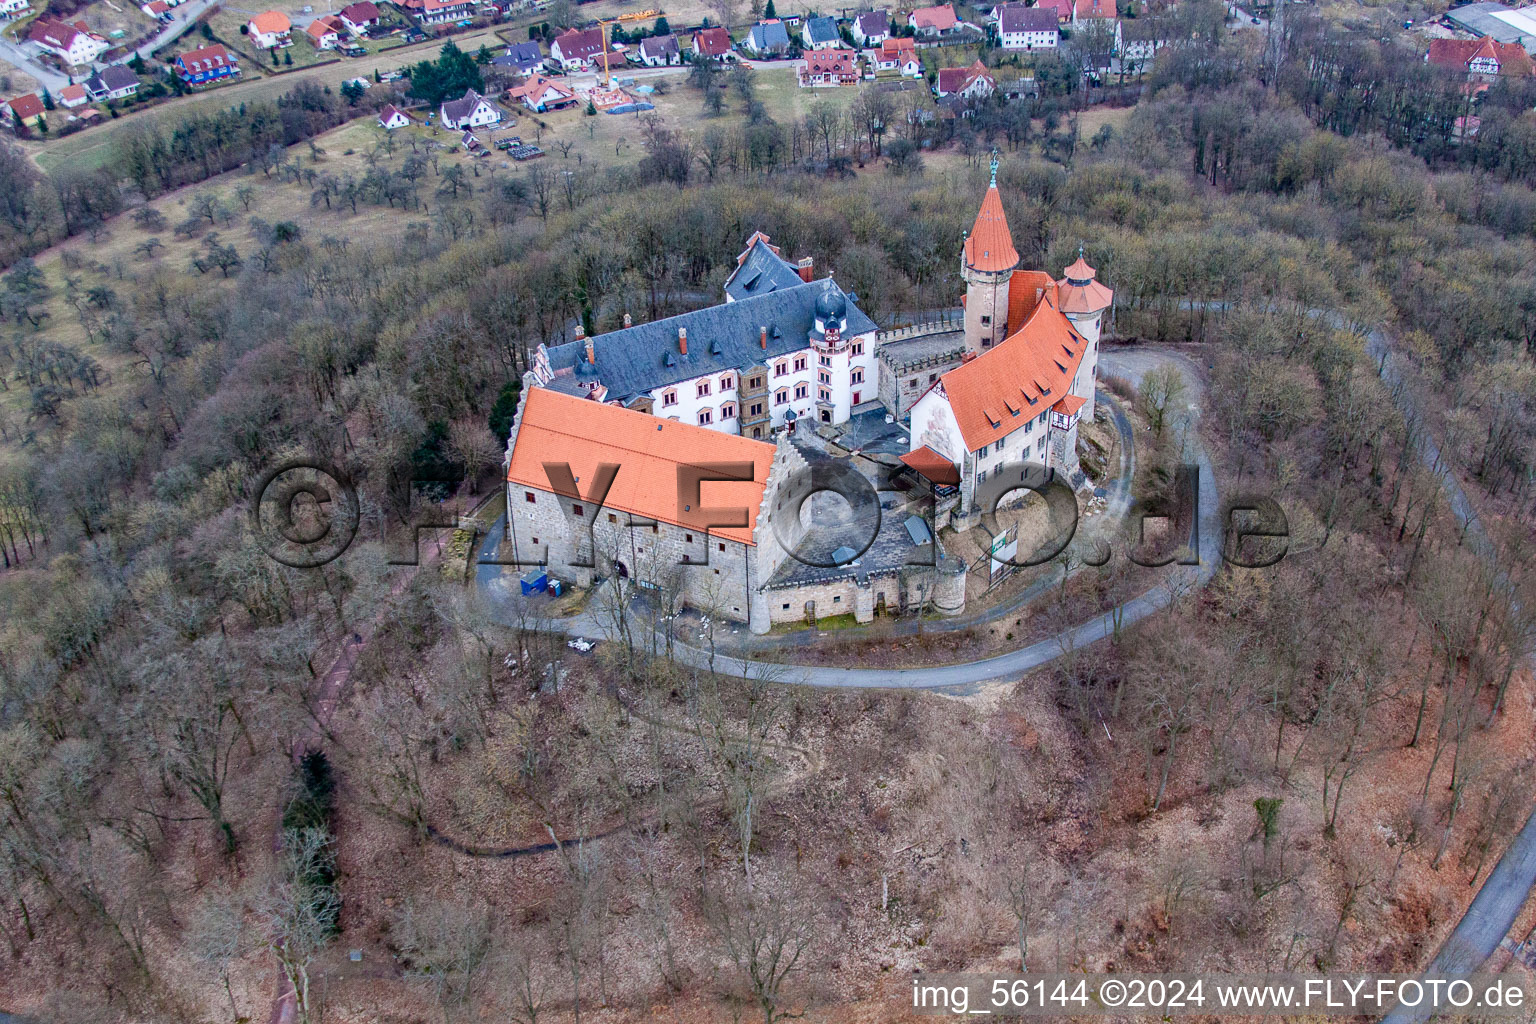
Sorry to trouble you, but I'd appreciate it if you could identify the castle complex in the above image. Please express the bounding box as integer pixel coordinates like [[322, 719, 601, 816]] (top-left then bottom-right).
[[506, 166, 1112, 632]]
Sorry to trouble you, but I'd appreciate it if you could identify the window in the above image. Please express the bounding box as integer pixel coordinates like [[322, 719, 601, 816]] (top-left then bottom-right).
[[977, 443, 988, 458], [819, 371, 831, 384], [851, 367, 864, 384], [775, 361, 788, 376], [525, 491, 536, 503], [608, 513, 617, 523], [572, 504, 583, 517], [1037, 412, 1048, 425], [698, 409, 713, 425], [775, 389, 789, 405], [721, 402, 736, 419], [531, 536, 539, 545], [929, 373, 938, 383], [819, 354, 831, 367], [794, 383, 808, 400], [980, 314, 991, 325], [783, 603, 790, 610], [907, 379, 918, 391], [750, 402, 763, 416], [978, 469, 987, 483], [749, 375, 764, 389], [697, 380, 711, 398], [1037, 438, 1046, 453], [718, 542, 726, 552], [685, 533, 693, 542], [720, 374, 734, 390], [793, 355, 807, 371], [818, 387, 830, 402], [663, 389, 678, 407], [852, 341, 864, 355]]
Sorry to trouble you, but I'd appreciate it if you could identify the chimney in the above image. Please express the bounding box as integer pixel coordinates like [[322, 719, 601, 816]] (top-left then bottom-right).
[[623, 312, 632, 328], [574, 322, 585, 340], [797, 256, 814, 283], [678, 326, 688, 355], [760, 325, 768, 349], [585, 337, 595, 365]]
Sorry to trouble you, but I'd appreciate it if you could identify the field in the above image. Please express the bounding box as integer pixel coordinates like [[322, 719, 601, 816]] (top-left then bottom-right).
[[0, 57, 40, 99]]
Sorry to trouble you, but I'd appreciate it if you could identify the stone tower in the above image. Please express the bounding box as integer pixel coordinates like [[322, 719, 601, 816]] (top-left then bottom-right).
[[961, 153, 1020, 358], [1054, 248, 1115, 421]]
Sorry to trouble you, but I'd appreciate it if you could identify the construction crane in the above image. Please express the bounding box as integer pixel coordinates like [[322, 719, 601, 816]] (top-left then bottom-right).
[[598, 9, 660, 89]]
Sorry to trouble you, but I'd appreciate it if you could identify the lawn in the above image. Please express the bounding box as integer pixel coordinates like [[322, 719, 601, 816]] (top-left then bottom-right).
[[0, 58, 40, 99]]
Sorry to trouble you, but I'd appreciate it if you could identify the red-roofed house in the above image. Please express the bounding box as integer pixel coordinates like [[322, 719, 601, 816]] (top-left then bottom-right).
[[878, 35, 921, 74], [338, 0, 380, 35], [175, 43, 239, 84], [1072, 0, 1114, 24], [306, 14, 344, 49], [691, 26, 734, 60], [934, 59, 994, 98], [378, 103, 412, 129], [799, 48, 860, 86], [997, 4, 1058, 50], [6, 93, 44, 127], [417, 0, 473, 25], [28, 18, 108, 66], [506, 72, 576, 112], [0, 0, 32, 18], [908, 170, 1111, 502], [1032, 0, 1073, 21], [908, 3, 958, 35], [1426, 37, 1535, 83], [58, 83, 88, 108], [550, 25, 606, 67], [247, 10, 292, 48]]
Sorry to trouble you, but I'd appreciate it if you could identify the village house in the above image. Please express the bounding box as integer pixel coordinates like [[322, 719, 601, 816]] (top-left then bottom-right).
[[27, 18, 109, 68], [997, 4, 1058, 50], [174, 43, 239, 85], [934, 59, 995, 98], [506, 72, 575, 111], [550, 26, 609, 68], [494, 40, 545, 72], [247, 10, 293, 49], [878, 34, 921, 74], [417, 0, 474, 24], [1426, 37, 1535, 83], [905, 163, 1111, 520], [744, 18, 792, 56], [638, 33, 681, 65], [338, 0, 381, 35], [57, 83, 88, 108], [378, 103, 412, 129], [439, 88, 501, 129], [85, 65, 139, 101], [1118, 19, 1166, 71], [802, 14, 841, 49], [799, 48, 860, 86], [142, 1, 172, 20], [908, 3, 958, 35], [306, 15, 345, 49], [691, 26, 734, 60], [0, 0, 31, 20], [1072, 0, 1114, 26], [6, 93, 44, 127], [851, 9, 890, 45]]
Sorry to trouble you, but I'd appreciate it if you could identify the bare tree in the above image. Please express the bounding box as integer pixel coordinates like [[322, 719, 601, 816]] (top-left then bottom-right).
[[394, 897, 495, 1024], [705, 876, 816, 1024]]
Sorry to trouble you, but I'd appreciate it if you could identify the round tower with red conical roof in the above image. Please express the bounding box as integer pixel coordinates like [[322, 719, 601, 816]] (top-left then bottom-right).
[[1055, 245, 1114, 421], [961, 152, 1020, 358]]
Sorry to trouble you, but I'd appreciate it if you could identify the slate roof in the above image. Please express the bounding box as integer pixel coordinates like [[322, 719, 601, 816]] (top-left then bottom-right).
[[441, 88, 489, 123], [804, 14, 839, 43], [541, 279, 876, 403], [89, 65, 138, 92], [724, 237, 806, 300], [855, 10, 889, 35], [748, 19, 791, 49], [499, 40, 544, 68], [640, 32, 679, 59]]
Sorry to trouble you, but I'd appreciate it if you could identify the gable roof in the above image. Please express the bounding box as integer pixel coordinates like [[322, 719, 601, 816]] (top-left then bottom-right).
[[804, 48, 857, 75], [503, 40, 543, 64], [693, 26, 732, 54], [507, 73, 574, 103], [724, 235, 805, 300], [640, 32, 679, 57], [441, 88, 490, 121], [900, 445, 961, 485], [1035, 0, 1072, 18], [1426, 36, 1535, 75], [855, 9, 890, 34], [7, 93, 43, 119], [963, 182, 1018, 272], [1073, 0, 1113, 17], [307, 14, 343, 39], [999, 4, 1056, 32], [805, 14, 839, 42], [937, 59, 992, 93], [249, 9, 291, 33], [339, 0, 379, 19], [29, 18, 91, 51], [936, 295, 1086, 451], [540, 278, 876, 403], [59, 83, 87, 101], [553, 25, 607, 58], [178, 42, 235, 69], [86, 65, 138, 92], [749, 19, 791, 48], [379, 103, 411, 124], [909, 3, 957, 30], [881, 34, 916, 56], [508, 387, 774, 545]]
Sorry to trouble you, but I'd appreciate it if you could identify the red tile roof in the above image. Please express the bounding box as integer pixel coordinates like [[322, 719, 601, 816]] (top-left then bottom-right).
[[7, 93, 43, 119], [693, 26, 732, 55], [1426, 37, 1534, 76], [553, 25, 607, 58], [937, 58, 992, 94], [963, 183, 1019, 273], [339, 0, 380, 20], [1055, 254, 1113, 314], [881, 35, 916, 57], [1074, 0, 1114, 17], [910, 3, 957, 30], [507, 387, 774, 545], [249, 10, 291, 33], [1005, 269, 1056, 336], [900, 445, 961, 485], [307, 14, 343, 39], [804, 48, 858, 77], [179, 42, 235, 71], [59, 83, 87, 102], [937, 294, 1087, 451]]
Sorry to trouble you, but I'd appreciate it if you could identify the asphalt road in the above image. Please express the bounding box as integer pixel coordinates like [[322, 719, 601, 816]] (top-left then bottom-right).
[[0, 0, 217, 93]]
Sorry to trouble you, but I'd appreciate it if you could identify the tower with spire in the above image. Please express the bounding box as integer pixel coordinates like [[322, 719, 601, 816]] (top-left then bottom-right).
[[961, 151, 1020, 358]]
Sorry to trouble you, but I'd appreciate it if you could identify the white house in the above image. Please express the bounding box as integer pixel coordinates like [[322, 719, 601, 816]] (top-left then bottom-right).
[[997, 3, 1058, 50], [802, 14, 841, 49], [439, 88, 501, 129], [934, 60, 995, 99], [637, 33, 681, 65], [378, 103, 412, 129], [85, 65, 139, 100], [27, 18, 108, 67], [0, 0, 31, 20], [338, 0, 380, 36], [851, 9, 889, 45], [550, 25, 608, 68], [246, 10, 293, 48]]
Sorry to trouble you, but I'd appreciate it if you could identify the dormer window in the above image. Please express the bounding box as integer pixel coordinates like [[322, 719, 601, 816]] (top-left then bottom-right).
[[775, 361, 788, 377], [720, 374, 734, 390], [793, 355, 807, 372], [697, 380, 711, 398], [663, 389, 678, 407]]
